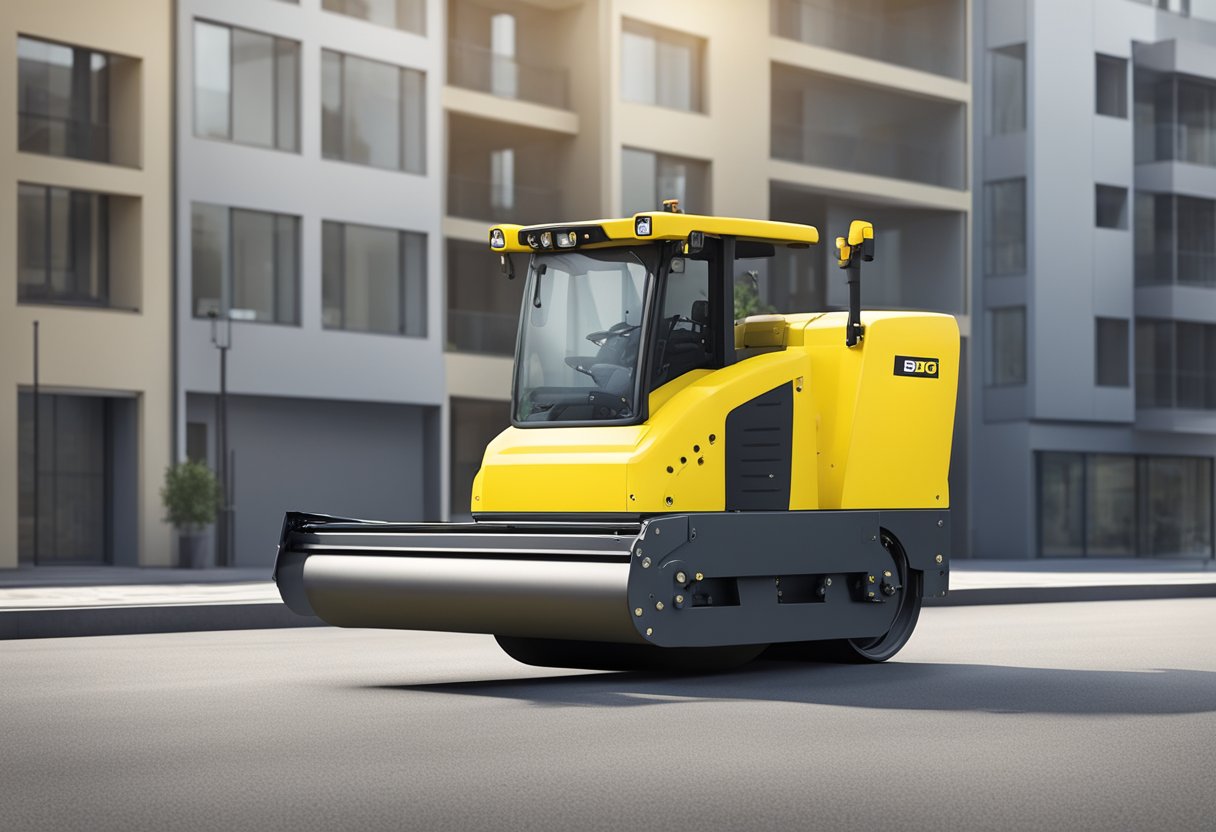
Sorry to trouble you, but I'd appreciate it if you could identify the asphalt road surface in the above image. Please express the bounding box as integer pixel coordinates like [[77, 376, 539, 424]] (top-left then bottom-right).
[[2, 599, 1214, 832]]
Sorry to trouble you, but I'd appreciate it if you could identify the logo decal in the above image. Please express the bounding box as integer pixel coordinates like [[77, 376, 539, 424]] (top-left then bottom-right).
[[635, 216, 652, 236], [893, 355, 939, 378]]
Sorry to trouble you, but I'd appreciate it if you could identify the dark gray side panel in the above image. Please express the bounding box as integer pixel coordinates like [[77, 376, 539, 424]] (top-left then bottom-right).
[[725, 383, 793, 511]]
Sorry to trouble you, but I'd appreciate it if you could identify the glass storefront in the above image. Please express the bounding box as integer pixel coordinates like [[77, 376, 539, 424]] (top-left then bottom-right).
[[1038, 451, 1214, 558]]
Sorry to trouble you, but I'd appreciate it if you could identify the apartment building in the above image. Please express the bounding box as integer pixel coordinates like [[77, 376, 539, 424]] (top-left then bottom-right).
[[1, 0, 173, 568], [973, 0, 1216, 558], [443, 0, 973, 560], [175, 0, 446, 566]]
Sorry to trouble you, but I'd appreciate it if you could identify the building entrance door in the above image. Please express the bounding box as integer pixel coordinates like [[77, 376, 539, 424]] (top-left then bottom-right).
[[18, 393, 111, 564]]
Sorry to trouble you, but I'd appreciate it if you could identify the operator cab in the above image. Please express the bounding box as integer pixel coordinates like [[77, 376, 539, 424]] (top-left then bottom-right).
[[490, 207, 820, 427]]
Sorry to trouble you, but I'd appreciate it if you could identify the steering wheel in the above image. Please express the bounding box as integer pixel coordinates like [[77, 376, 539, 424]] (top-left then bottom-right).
[[586, 321, 640, 346]]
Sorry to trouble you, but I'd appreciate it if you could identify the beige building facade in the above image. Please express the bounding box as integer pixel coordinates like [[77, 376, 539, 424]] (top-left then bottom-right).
[[0, 0, 173, 567]]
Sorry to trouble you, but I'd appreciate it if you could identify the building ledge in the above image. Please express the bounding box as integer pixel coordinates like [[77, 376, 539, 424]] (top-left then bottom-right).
[[445, 353, 514, 401], [1136, 408, 1216, 435], [443, 86, 579, 136], [768, 36, 969, 104], [768, 158, 970, 212]]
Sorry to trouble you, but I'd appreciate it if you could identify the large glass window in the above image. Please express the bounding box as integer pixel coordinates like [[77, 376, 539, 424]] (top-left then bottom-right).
[[1095, 54, 1128, 119], [989, 306, 1026, 386], [17, 36, 134, 164], [1135, 69, 1216, 166], [989, 44, 1025, 135], [18, 183, 109, 307], [1039, 452, 1213, 558], [193, 21, 298, 152], [620, 19, 704, 112], [322, 0, 425, 34], [191, 203, 299, 324], [1095, 318, 1129, 388], [322, 220, 427, 336], [984, 179, 1026, 275], [1135, 193, 1216, 286], [621, 148, 710, 216], [322, 50, 425, 173], [1135, 319, 1216, 410], [514, 249, 652, 424]]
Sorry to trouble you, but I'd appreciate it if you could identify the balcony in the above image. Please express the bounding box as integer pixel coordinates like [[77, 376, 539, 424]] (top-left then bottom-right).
[[448, 39, 569, 110], [447, 113, 570, 225], [770, 0, 966, 80], [447, 176, 561, 225], [771, 65, 966, 190], [768, 183, 966, 315], [1136, 252, 1216, 287], [1137, 122, 1216, 167], [446, 239, 523, 357]]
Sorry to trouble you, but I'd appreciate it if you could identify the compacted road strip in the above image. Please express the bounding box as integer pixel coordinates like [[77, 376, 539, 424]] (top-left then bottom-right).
[[1, 599, 1214, 831]]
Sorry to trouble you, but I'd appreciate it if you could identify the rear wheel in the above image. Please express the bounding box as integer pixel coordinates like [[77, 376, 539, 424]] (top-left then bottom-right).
[[764, 533, 922, 664], [495, 636, 766, 673]]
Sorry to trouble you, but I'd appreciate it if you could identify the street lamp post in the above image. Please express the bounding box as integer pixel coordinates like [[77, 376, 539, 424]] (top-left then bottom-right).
[[208, 310, 232, 567]]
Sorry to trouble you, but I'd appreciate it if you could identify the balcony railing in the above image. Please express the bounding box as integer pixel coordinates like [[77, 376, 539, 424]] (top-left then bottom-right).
[[1137, 369, 1216, 410], [1138, 122, 1216, 167], [18, 111, 111, 164], [771, 0, 964, 80], [771, 122, 958, 189], [448, 40, 569, 110], [447, 308, 518, 356], [1135, 252, 1216, 287], [447, 175, 561, 225]]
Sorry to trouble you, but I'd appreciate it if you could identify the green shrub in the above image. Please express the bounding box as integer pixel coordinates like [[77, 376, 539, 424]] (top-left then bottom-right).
[[161, 461, 220, 532]]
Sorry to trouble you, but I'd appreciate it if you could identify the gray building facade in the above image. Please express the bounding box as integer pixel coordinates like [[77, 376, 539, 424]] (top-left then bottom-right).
[[175, 0, 446, 567], [973, 0, 1216, 558]]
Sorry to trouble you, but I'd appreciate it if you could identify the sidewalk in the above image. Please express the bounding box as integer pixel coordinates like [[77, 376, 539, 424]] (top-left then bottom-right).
[[1, 559, 1214, 640]]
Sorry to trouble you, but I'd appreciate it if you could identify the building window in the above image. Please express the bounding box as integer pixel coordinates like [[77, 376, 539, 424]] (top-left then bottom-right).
[[17, 183, 109, 306], [984, 178, 1026, 275], [322, 220, 427, 336], [1038, 452, 1213, 558], [989, 306, 1026, 386], [621, 147, 710, 215], [1095, 318, 1129, 387], [17, 36, 137, 165], [620, 19, 705, 113], [989, 44, 1026, 135], [322, 50, 425, 173], [1136, 319, 1216, 409], [322, 0, 425, 34], [1095, 54, 1127, 118], [1135, 193, 1216, 286], [193, 21, 298, 152], [191, 203, 299, 324], [1135, 69, 1216, 167], [1095, 184, 1128, 229], [450, 398, 511, 518]]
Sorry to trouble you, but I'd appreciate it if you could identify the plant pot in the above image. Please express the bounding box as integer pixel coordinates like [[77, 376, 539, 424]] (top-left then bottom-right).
[[179, 532, 209, 569]]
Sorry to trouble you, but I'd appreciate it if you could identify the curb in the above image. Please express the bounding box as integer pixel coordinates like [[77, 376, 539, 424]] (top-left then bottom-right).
[[926, 582, 1216, 607], [0, 603, 323, 640], [3, 582, 1215, 640]]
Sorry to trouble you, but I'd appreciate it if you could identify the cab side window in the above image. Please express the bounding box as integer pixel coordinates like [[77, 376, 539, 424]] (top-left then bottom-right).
[[651, 256, 713, 389]]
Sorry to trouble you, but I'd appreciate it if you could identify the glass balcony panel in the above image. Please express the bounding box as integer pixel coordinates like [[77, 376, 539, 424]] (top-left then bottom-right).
[[770, 0, 965, 80], [448, 39, 569, 109]]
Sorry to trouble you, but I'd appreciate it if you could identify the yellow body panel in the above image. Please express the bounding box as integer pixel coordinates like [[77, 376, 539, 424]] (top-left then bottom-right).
[[473, 310, 959, 515]]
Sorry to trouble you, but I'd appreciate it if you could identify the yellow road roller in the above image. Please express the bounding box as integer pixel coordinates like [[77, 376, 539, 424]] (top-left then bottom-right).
[[274, 205, 959, 670]]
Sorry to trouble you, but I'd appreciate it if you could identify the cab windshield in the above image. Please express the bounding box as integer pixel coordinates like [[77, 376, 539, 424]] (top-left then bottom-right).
[[514, 248, 654, 424]]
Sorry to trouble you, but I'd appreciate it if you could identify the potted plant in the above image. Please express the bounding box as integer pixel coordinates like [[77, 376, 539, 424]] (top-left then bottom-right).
[[161, 461, 221, 569]]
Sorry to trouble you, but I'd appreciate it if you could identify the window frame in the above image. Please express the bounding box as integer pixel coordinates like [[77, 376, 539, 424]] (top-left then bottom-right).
[[321, 219, 428, 337], [320, 49, 426, 174], [192, 19, 300, 153]]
